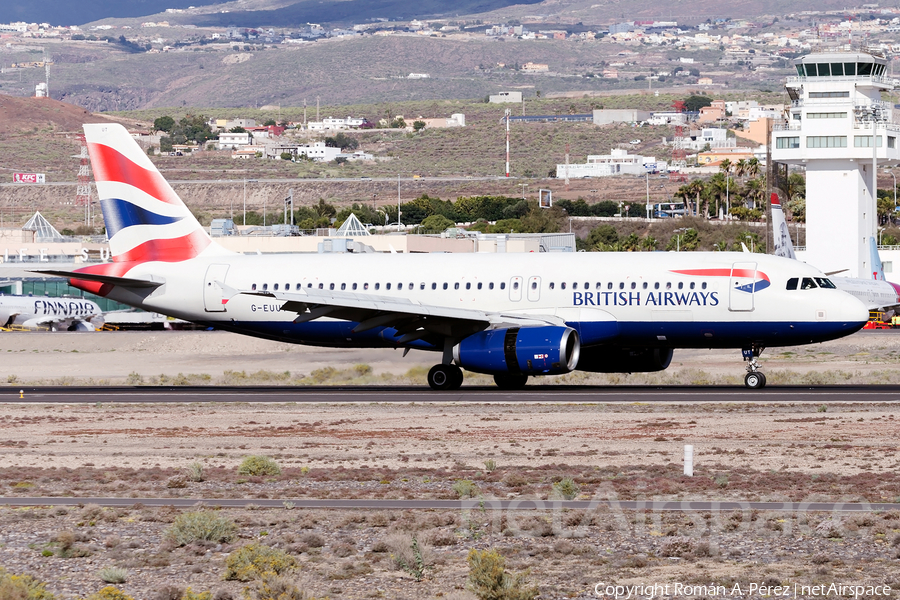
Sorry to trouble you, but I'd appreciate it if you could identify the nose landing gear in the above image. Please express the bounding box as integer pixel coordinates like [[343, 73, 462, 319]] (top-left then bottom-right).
[[742, 345, 766, 389]]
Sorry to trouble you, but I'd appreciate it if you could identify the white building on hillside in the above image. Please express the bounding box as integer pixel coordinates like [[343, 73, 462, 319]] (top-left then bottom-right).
[[217, 131, 251, 150], [307, 117, 366, 131], [556, 148, 655, 178]]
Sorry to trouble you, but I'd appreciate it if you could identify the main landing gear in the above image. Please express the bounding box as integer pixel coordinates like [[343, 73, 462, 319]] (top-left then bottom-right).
[[742, 345, 766, 389], [427, 364, 463, 390]]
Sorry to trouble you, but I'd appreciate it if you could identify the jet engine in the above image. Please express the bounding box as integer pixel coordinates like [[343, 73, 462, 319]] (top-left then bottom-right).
[[453, 326, 580, 376], [576, 346, 673, 373]]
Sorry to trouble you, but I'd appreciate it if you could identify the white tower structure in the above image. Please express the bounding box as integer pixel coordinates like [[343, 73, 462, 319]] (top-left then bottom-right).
[[773, 50, 900, 278]]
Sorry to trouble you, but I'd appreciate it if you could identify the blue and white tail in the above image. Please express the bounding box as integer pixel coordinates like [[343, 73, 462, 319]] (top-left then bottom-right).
[[83, 123, 229, 264]]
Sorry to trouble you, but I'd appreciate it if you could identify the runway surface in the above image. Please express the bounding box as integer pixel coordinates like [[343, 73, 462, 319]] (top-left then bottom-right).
[[5, 385, 900, 403], [0, 497, 897, 512]]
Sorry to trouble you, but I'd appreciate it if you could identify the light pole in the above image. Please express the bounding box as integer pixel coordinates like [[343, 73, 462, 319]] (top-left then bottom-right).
[[885, 167, 897, 225], [746, 234, 754, 253], [645, 172, 651, 219], [674, 227, 687, 252], [520, 183, 528, 199], [243, 179, 257, 226]]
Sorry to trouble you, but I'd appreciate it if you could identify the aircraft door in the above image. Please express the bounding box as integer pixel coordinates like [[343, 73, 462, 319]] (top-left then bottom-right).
[[527, 276, 541, 302], [509, 276, 523, 302], [728, 261, 757, 312], [204, 264, 231, 312]]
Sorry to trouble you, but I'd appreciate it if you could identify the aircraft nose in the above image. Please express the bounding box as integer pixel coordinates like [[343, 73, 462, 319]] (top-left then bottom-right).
[[839, 294, 870, 328]]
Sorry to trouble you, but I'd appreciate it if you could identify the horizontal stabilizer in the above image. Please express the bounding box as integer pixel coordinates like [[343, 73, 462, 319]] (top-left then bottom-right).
[[31, 269, 163, 289]]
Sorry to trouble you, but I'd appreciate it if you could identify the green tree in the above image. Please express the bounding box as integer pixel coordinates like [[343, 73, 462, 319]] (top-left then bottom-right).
[[263, 119, 276, 126], [413, 120, 426, 132], [325, 132, 359, 151], [683, 94, 712, 112], [418, 214, 455, 233], [153, 116, 175, 133], [230, 126, 247, 133]]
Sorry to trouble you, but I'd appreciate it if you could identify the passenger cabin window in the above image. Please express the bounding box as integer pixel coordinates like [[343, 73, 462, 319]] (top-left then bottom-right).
[[654, 282, 660, 290], [364, 283, 369, 290], [689, 282, 695, 290], [477, 283, 482, 290], [318, 283, 324, 289], [307, 283, 312, 288], [341, 283, 346, 290], [596, 282, 602, 289], [409, 283, 413, 290], [454, 283, 460, 290], [352, 283, 358, 290], [251, 284, 257, 291], [561, 282, 567, 290], [678, 282, 684, 290], [329, 283, 335, 290], [786, 278, 799, 290], [295, 284, 301, 291], [607, 282, 613, 290], [489, 283, 494, 290], [573, 282, 578, 290], [386, 283, 391, 290], [467, 282, 472, 290], [549, 282, 555, 290], [584, 282, 589, 289], [375, 283, 380, 290], [420, 283, 425, 290], [262, 284, 268, 291], [619, 282, 624, 290], [432, 283, 437, 290], [500, 282, 506, 290], [801, 277, 817, 290], [443, 283, 448, 290], [630, 282, 636, 290], [274, 283, 279, 291], [642, 282, 648, 289], [702, 282, 707, 290]]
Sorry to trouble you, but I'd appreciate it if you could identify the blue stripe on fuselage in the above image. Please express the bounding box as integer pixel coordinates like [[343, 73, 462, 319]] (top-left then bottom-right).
[[204, 318, 865, 351]]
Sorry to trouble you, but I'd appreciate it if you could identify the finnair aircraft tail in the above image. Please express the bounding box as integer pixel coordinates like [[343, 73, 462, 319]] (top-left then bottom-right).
[[38, 124, 870, 390], [770, 194, 900, 311]]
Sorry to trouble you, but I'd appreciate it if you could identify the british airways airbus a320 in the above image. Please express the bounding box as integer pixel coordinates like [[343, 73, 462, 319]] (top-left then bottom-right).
[[39, 124, 869, 390]]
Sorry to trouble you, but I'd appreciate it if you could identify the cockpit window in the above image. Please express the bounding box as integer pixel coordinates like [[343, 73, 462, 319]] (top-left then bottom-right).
[[786, 277, 798, 290], [801, 277, 817, 290], [815, 277, 837, 289]]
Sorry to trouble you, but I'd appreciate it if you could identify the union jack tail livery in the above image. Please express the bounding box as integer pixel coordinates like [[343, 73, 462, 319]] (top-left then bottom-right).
[[84, 123, 229, 264]]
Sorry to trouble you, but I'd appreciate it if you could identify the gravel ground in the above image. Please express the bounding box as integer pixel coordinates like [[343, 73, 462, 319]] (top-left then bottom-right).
[[1, 329, 899, 599]]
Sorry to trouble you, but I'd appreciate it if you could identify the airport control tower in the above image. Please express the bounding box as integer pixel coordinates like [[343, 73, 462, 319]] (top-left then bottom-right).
[[772, 50, 899, 278]]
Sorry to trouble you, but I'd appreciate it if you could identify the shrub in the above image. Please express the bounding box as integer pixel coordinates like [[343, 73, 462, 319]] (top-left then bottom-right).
[[98, 566, 128, 584], [246, 575, 308, 600], [552, 477, 580, 500], [84, 588, 135, 600], [238, 456, 281, 476], [0, 568, 56, 600], [166, 511, 237, 546], [182, 589, 212, 600], [386, 534, 433, 581], [184, 462, 205, 482], [467, 549, 538, 600], [453, 479, 480, 499], [484, 459, 497, 473], [224, 543, 297, 582]]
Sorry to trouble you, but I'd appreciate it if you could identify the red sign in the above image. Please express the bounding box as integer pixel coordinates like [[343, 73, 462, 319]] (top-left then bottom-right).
[[13, 173, 45, 184]]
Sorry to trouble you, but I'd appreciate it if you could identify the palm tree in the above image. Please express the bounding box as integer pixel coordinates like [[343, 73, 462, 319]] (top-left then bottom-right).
[[719, 158, 732, 175], [743, 176, 766, 211], [685, 179, 705, 217], [734, 158, 748, 179], [746, 157, 760, 179]]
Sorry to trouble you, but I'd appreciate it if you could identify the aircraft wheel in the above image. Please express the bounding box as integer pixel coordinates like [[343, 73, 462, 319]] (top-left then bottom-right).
[[448, 365, 464, 390], [428, 364, 458, 391], [744, 372, 765, 389], [494, 373, 529, 390]]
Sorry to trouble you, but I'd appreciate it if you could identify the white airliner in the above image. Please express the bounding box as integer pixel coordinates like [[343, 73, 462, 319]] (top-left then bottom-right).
[[770, 195, 900, 313], [38, 124, 869, 389], [0, 294, 103, 331]]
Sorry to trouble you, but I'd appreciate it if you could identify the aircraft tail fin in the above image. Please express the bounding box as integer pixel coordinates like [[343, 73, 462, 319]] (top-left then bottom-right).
[[869, 236, 886, 280], [770, 193, 796, 260], [83, 123, 230, 264]]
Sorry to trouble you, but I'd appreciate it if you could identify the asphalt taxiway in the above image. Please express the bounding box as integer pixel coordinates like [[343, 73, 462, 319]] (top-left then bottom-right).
[[5, 385, 900, 403]]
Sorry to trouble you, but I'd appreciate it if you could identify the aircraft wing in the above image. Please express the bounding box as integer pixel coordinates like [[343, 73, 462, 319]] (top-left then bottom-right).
[[245, 289, 566, 344]]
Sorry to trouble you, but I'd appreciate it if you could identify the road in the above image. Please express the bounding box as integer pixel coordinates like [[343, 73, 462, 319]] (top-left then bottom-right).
[[5, 385, 900, 403], [0, 176, 508, 187], [0, 497, 895, 512]]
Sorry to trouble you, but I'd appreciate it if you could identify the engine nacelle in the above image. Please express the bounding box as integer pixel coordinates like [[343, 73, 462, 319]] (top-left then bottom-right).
[[576, 346, 673, 373], [453, 326, 580, 376]]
